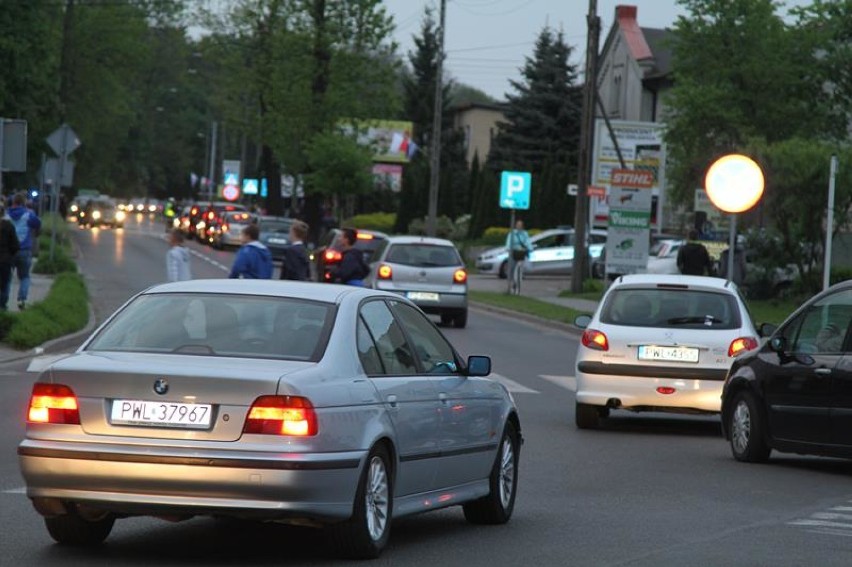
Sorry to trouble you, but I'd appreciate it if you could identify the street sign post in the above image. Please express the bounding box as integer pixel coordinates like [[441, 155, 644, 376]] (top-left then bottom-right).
[[46, 124, 81, 261], [499, 171, 532, 293], [242, 178, 259, 196]]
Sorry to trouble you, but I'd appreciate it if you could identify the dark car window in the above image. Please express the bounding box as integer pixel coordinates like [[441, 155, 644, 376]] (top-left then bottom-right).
[[87, 293, 333, 361], [260, 219, 293, 234], [357, 316, 385, 375], [391, 302, 458, 374], [385, 244, 461, 267], [535, 233, 572, 249], [600, 287, 741, 330], [359, 301, 417, 375], [787, 290, 852, 354]]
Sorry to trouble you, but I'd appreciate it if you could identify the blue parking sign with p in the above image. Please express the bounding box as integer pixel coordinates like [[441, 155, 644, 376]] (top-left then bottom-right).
[[499, 171, 531, 210]]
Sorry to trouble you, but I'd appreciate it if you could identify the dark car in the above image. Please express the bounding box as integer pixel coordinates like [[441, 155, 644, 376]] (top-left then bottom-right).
[[186, 201, 212, 241], [314, 228, 388, 282], [721, 281, 852, 463], [257, 216, 295, 260]]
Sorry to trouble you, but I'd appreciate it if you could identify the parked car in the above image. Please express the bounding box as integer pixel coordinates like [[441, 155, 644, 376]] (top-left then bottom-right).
[[573, 274, 764, 429], [208, 211, 256, 249], [476, 228, 607, 278], [367, 236, 468, 328], [314, 228, 388, 282], [18, 279, 520, 558], [721, 281, 852, 463], [257, 216, 296, 260]]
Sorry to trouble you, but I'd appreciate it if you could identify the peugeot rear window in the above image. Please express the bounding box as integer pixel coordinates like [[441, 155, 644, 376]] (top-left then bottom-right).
[[600, 287, 741, 330], [87, 293, 334, 361], [385, 244, 462, 267]]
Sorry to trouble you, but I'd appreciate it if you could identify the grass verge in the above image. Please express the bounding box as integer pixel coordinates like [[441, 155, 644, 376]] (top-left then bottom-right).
[[5, 273, 89, 349], [747, 298, 799, 326], [469, 290, 588, 325]]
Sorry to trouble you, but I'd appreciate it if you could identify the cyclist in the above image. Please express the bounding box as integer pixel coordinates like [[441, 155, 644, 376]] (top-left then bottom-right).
[[505, 219, 533, 293]]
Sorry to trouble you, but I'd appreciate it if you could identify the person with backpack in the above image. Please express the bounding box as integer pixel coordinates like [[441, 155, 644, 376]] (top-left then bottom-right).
[[330, 228, 368, 286], [279, 220, 311, 281], [7, 192, 42, 310]]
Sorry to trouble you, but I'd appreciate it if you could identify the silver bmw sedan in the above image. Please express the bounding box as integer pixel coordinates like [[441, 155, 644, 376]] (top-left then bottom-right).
[[18, 280, 521, 559]]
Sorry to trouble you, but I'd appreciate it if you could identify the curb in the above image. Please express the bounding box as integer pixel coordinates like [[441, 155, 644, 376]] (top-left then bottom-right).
[[469, 301, 582, 335]]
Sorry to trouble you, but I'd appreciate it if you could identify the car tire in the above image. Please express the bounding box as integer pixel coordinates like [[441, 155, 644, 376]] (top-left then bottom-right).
[[728, 390, 771, 463], [463, 421, 519, 525], [330, 445, 393, 559], [453, 310, 468, 329], [440, 314, 453, 327], [498, 261, 508, 279], [575, 402, 605, 429], [44, 509, 115, 546]]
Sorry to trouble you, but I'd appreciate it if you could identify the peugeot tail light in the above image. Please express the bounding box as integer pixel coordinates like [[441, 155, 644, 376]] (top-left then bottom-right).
[[728, 337, 758, 357], [581, 329, 609, 351]]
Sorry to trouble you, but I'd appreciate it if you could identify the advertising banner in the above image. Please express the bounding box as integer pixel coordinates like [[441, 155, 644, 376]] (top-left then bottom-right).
[[605, 170, 653, 276], [373, 163, 403, 192], [342, 120, 415, 164], [590, 120, 666, 228]]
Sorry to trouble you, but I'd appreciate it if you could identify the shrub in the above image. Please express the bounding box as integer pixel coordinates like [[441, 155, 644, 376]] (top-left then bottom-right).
[[830, 267, 852, 286], [5, 273, 89, 349], [344, 212, 397, 234], [582, 279, 605, 294], [34, 245, 76, 274], [479, 226, 542, 246], [407, 216, 456, 239]]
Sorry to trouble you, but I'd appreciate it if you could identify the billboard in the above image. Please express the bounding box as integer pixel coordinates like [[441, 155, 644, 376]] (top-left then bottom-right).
[[590, 120, 666, 228], [373, 163, 402, 193], [342, 120, 415, 164], [604, 170, 653, 276]]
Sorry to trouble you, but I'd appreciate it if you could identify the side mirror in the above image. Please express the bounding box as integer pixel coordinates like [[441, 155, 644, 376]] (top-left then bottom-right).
[[759, 323, 777, 338], [574, 314, 592, 329], [769, 336, 786, 353], [466, 355, 491, 377]]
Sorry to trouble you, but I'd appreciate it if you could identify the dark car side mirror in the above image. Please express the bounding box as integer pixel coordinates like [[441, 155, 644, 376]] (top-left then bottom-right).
[[574, 314, 592, 329], [466, 355, 491, 377], [759, 323, 777, 338], [769, 336, 786, 353]]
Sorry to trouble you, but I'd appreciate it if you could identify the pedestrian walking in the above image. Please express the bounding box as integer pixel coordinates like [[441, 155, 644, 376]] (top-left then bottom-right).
[[7, 192, 42, 310], [676, 230, 712, 276], [229, 224, 273, 279], [329, 228, 369, 286], [166, 229, 192, 282], [505, 219, 533, 262], [0, 204, 20, 311], [279, 220, 310, 281]]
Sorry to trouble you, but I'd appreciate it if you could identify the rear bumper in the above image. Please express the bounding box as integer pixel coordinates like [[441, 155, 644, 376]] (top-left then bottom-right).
[[18, 439, 364, 522], [375, 287, 468, 312], [575, 363, 726, 413]]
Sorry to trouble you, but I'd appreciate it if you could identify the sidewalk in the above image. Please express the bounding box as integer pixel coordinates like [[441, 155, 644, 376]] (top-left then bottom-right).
[[468, 274, 600, 312]]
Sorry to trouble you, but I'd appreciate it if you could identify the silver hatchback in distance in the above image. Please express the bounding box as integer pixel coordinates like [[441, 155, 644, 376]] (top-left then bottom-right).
[[18, 280, 520, 559], [367, 236, 468, 328]]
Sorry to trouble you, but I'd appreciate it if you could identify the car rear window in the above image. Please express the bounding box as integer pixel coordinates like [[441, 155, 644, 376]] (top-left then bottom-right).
[[385, 244, 462, 267], [87, 293, 334, 361], [600, 287, 741, 330], [261, 219, 293, 233]]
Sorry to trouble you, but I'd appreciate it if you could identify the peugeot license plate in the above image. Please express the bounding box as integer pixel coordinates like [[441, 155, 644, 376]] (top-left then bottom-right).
[[637, 345, 699, 363]]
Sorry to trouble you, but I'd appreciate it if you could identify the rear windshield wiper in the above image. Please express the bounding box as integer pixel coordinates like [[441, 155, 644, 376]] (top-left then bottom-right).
[[667, 316, 722, 326]]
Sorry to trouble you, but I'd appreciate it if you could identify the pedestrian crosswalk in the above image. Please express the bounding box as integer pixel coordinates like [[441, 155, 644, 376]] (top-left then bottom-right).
[[789, 500, 852, 538]]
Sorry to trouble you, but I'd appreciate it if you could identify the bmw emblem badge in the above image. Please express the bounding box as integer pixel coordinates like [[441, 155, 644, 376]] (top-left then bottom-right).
[[153, 379, 169, 395]]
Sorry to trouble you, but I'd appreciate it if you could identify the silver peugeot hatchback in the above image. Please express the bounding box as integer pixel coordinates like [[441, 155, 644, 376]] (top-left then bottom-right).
[[367, 236, 468, 328], [18, 280, 520, 559]]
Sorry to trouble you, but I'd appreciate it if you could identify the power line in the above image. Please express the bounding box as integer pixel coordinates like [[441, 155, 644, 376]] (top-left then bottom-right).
[[447, 40, 535, 53]]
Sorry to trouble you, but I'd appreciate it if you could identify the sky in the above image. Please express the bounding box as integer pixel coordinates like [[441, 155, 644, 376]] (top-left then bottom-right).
[[382, 0, 813, 101]]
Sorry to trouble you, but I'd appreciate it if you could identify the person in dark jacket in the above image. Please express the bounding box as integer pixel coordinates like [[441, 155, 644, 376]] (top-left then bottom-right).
[[330, 228, 368, 286], [229, 224, 273, 279], [676, 230, 713, 276], [279, 220, 310, 281], [7, 192, 41, 309], [0, 204, 20, 310]]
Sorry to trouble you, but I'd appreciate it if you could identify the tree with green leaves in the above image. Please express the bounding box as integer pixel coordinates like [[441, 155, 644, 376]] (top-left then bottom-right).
[[664, 0, 834, 205]]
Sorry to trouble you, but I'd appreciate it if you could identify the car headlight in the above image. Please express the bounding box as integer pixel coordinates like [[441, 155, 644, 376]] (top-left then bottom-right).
[[197, 221, 206, 230], [70, 205, 78, 212], [92, 210, 102, 220], [116, 211, 126, 221]]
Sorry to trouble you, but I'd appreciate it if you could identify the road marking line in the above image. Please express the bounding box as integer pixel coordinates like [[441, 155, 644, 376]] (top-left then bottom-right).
[[153, 233, 230, 273], [539, 374, 577, 392], [2, 487, 26, 494], [491, 374, 539, 394], [812, 512, 852, 522], [27, 354, 71, 373], [807, 528, 852, 538], [789, 519, 852, 530]]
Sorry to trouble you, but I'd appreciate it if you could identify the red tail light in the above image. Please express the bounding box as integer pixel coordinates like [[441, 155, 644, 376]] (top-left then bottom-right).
[[324, 250, 343, 263], [728, 337, 758, 357], [453, 269, 467, 284], [27, 383, 80, 425], [356, 233, 374, 240], [207, 211, 215, 220], [190, 207, 198, 215], [222, 223, 229, 232], [243, 396, 317, 436], [378, 264, 392, 279], [581, 329, 609, 351]]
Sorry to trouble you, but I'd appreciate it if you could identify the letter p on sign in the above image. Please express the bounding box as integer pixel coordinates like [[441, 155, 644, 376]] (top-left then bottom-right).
[[499, 170, 532, 210]]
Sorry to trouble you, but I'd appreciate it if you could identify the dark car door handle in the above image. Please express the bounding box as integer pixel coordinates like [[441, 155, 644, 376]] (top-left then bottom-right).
[[814, 368, 832, 376]]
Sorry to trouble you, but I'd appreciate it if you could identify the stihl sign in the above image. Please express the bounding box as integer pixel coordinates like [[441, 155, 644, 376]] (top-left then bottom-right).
[[610, 169, 654, 188]]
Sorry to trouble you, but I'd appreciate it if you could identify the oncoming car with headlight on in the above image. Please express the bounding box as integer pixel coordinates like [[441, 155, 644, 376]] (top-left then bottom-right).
[[573, 274, 766, 429], [18, 280, 521, 559]]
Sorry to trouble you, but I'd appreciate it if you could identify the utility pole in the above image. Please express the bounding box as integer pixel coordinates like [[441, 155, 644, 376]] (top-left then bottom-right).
[[426, 0, 447, 237], [571, 0, 600, 293], [207, 121, 218, 200]]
